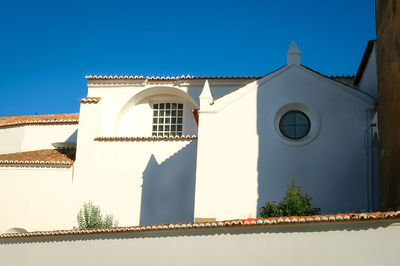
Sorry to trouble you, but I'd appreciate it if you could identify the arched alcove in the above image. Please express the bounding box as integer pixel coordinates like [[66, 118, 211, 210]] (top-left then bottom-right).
[[115, 86, 199, 137]]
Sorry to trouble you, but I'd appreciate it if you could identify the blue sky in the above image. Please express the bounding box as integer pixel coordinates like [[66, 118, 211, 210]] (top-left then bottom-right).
[[0, 0, 376, 116]]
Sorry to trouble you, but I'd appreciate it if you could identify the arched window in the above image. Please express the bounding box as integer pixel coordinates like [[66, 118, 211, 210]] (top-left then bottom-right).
[[152, 102, 184, 136]]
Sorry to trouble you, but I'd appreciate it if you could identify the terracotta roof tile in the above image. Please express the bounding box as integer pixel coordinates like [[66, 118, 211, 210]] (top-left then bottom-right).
[[80, 97, 101, 104], [85, 75, 262, 81], [0, 149, 76, 166], [94, 135, 198, 142], [0, 113, 79, 129], [1, 211, 399, 239]]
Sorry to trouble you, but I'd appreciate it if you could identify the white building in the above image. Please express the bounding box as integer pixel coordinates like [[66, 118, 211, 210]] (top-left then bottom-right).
[[0, 41, 378, 232]]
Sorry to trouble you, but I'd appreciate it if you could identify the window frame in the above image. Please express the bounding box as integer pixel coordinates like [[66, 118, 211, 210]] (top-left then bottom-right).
[[278, 110, 311, 140], [151, 101, 184, 137], [273, 103, 320, 147]]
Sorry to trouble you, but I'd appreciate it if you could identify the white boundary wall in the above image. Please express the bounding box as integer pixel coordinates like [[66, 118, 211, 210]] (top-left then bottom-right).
[[0, 219, 399, 266], [0, 166, 74, 232]]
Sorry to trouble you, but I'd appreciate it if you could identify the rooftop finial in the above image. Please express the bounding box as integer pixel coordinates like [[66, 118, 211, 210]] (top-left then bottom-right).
[[287, 41, 301, 65], [199, 80, 213, 109]]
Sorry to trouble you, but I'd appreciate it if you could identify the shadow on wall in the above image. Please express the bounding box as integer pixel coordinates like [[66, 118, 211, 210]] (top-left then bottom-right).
[[255, 76, 317, 214], [65, 130, 78, 143], [256, 82, 280, 215], [139, 141, 197, 225]]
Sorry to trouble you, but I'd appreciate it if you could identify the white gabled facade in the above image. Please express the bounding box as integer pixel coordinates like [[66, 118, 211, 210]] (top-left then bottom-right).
[[0, 42, 379, 232], [195, 53, 377, 220]]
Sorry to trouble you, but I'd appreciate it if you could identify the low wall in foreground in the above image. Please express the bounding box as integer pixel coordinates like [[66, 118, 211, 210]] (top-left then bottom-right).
[[0, 217, 399, 266]]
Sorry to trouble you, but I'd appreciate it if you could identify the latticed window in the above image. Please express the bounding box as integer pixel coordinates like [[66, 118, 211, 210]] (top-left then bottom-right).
[[152, 102, 183, 136]]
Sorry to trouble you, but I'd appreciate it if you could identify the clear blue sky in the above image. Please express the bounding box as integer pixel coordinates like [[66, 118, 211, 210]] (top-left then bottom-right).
[[0, 0, 376, 116]]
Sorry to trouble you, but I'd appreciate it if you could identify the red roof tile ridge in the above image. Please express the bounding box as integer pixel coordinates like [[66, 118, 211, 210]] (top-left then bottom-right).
[[1, 211, 399, 239], [0, 149, 76, 166], [80, 97, 101, 104], [94, 135, 198, 142], [85, 75, 262, 80], [0, 113, 79, 128]]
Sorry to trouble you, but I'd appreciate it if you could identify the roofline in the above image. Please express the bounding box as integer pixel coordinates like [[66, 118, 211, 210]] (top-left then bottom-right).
[[0, 113, 79, 129], [1, 211, 399, 239], [300, 64, 376, 102], [0, 120, 79, 129], [94, 136, 198, 142], [0, 148, 76, 167], [212, 65, 287, 102], [205, 65, 288, 112], [205, 63, 374, 113], [86, 75, 263, 81], [354, 40, 376, 85]]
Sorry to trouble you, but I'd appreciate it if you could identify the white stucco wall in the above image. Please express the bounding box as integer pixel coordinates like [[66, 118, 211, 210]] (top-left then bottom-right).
[[84, 79, 253, 137], [195, 65, 376, 221], [0, 67, 378, 233], [73, 81, 212, 227], [359, 45, 378, 99], [118, 97, 197, 137], [74, 141, 197, 225], [73, 140, 197, 227], [75, 89, 198, 227], [0, 124, 78, 155], [0, 166, 74, 232], [0, 219, 399, 266]]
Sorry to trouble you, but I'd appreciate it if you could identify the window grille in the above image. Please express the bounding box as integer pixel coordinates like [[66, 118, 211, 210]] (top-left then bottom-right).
[[152, 102, 183, 136]]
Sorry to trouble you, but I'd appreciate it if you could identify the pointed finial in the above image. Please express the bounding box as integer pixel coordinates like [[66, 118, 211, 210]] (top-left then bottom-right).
[[200, 80, 213, 108], [287, 41, 301, 65]]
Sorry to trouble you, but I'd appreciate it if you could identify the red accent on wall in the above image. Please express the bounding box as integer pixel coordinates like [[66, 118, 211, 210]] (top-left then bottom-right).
[[192, 109, 199, 126]]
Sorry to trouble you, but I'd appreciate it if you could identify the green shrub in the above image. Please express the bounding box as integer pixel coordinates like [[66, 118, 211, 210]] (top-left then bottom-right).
[[259, 179, 320, 218], [76, 201, 118, 229]]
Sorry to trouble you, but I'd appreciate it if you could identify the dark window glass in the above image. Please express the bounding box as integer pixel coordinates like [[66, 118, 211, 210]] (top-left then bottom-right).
[[279, 110, 310, 140]]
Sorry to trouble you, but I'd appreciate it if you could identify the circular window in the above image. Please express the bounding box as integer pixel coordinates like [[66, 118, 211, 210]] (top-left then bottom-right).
[[279, 110, 311, 140]]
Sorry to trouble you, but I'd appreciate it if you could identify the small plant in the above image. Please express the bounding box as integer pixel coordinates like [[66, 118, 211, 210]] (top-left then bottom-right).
[[259, 179, 320, 218], [76, 201, 118, 229]]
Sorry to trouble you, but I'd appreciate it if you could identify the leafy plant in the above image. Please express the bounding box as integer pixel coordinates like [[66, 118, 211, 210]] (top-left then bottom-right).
[[259, 179, 320, 218], [76, 201, 118, 229]]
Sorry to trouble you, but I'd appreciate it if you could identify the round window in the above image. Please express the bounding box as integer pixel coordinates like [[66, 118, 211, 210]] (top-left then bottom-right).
[[279, 110, 311, 140]]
